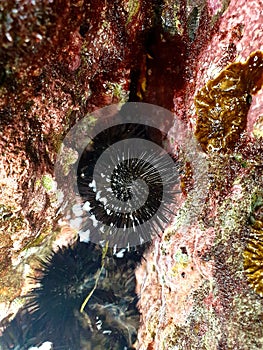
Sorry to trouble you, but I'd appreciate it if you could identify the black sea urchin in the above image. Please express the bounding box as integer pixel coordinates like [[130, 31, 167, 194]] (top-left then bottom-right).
[[0, 241, 142, 350], [77, 122, 180, 248]]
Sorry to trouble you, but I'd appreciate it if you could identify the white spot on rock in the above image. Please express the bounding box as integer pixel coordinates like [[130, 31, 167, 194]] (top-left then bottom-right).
[[69, 217, 82, 229], [72, 204, 83, 217]]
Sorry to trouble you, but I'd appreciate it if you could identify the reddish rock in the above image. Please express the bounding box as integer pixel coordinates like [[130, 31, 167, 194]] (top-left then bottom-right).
[[136, 0, 263, 349], [0, 0, 263, 349]]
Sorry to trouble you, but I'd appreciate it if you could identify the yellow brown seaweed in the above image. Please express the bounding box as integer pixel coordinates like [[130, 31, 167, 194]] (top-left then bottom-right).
[[195, 51, 263, 152], [243, 193, 263, 296], [243, 230, 263, 297]]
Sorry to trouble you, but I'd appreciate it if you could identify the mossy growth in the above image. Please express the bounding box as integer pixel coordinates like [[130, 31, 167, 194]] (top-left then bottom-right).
[[48, 132, 63, 154], [41, 174, 55, 192], [161, 324, 184, 350], [232, 153, 248, 168], [0, 204, 13, 222], [146, 312, 159, 343], [249, 191, 263, 230], [0, 271, 23, 303], [126, 0, 140, 25], [163, 228, 176, 242], [158, 283, 221, 349], [59, 146, 79, 176], [161, 1, 182, 36], [21, 223, 55, 252], [171, 248, 189, 276], [225, 293, 263, 349], [0, 204, 26, 236], [104, 81, 129, 104]]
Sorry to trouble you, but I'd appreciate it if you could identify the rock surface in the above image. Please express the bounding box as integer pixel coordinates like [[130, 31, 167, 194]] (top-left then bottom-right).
[[0, 0, 263, 349], [136, 1, 263, 349]]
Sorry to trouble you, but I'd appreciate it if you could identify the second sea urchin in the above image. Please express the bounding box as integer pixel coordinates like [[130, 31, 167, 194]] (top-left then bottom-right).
[[0, 240, 143, 349]]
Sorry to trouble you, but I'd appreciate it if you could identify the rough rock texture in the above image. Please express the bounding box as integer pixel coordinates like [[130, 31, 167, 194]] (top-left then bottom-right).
[[0, 0, 263, 349], [136, 1, 263, 349], [0, 0, 152, 311]]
